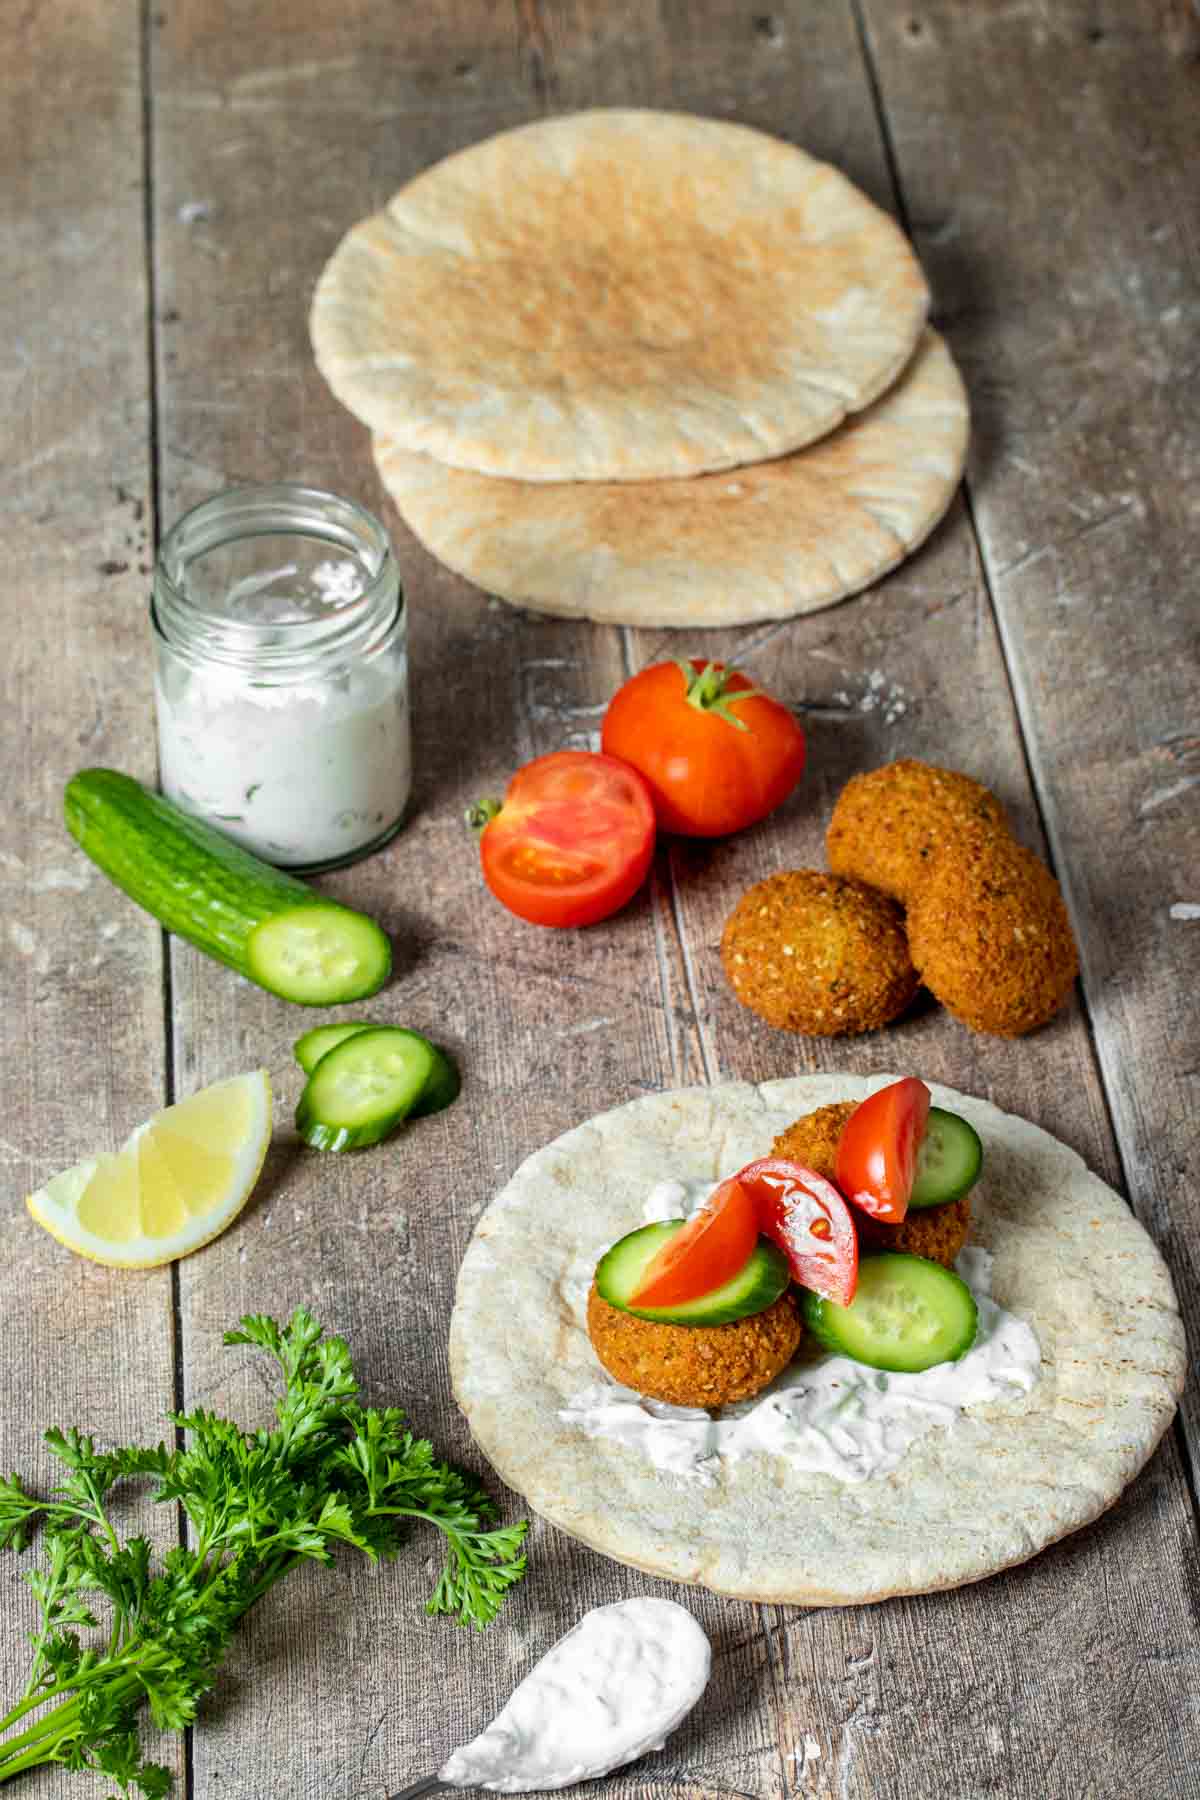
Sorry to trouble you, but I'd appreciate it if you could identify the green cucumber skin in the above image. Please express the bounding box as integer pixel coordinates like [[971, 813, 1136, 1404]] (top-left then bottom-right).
[[294, 1023, 374, 1075], [294, 1101, 394, 1154], [909, 1108, 984, 1209], [407, 1044, 461, 1118], [65, 770, 390, 1005], [596, 1222, 790, 1326]]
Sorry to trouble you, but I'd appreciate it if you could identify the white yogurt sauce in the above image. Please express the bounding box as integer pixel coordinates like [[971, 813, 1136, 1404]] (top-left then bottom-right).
[[564, 1178, 1042, 1486], [156, 659, 410, 868], [438, 1598, 711, 1792], [640, 1178, 698, 1223]]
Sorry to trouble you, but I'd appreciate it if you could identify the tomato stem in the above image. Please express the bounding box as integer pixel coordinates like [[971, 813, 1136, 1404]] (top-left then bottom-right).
[[464, 797, 503, 835], [672, 659, 763, 731]]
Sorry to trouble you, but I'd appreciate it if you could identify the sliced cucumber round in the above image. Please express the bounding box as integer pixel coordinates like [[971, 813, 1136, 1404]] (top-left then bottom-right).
[[294, 1022, 373, 1075], [406, 1044, 461, 1118], [595, 1221, 790, 1326], [800, 1252, 978, 1372], [909, 1108, 984, 1209], [296, 1026, 447, 1151], [248, 908, 390, 1007], [295, 1024, 460, 1133]]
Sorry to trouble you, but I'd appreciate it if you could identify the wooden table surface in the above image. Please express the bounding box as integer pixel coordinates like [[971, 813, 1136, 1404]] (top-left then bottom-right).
[[3, 3, 1198, 1797]]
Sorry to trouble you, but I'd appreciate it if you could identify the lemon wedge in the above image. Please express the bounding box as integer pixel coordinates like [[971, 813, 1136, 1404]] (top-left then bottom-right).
[[26, 1070, 272, 1267]]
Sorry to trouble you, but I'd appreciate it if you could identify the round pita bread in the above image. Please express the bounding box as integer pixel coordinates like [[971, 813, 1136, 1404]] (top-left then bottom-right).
[[311, 110, 930, 482], [449, 1075, 1185, 1606], [374, 329, 967, 627]]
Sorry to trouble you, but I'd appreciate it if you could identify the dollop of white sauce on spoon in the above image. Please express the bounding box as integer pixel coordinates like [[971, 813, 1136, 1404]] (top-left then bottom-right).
[[438, 1598, 711, 1792]]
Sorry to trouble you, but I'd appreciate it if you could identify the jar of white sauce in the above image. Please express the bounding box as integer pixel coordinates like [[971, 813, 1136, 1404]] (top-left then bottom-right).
[[152, 483, 410, 872]]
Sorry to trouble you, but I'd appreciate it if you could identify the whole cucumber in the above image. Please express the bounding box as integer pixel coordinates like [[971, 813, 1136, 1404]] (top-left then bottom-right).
[[65, 769, 391, 1006]]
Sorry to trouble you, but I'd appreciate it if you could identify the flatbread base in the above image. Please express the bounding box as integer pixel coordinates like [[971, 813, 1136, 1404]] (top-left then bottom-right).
[[449, 1075, 1185, 1605], [312, 110, 930, 482], [374, 329, 967, 628]]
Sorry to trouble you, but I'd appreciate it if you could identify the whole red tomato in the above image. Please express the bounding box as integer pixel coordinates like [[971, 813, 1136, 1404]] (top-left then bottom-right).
[[600, 659, 805, 837], [473, 749, 656, 929]]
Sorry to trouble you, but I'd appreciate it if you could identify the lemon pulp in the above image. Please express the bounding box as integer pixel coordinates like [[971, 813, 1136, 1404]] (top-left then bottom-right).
[[26, 1070, 272, 1268]]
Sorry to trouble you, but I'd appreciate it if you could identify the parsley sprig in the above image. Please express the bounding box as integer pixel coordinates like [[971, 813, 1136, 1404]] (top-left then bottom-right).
[[0, 1308, 527, 1796]]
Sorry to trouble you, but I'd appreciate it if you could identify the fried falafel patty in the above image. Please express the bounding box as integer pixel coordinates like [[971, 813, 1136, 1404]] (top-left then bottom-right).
[[586, 1283, 801, 1408], [906, 831, 1078, 1037], [720, 870, 917, 1036], [826, 759, 1010, 904], [770, 1100, 970, 1269]]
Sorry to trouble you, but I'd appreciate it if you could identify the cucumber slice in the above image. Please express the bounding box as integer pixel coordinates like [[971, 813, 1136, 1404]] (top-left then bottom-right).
[[406, 1043, 461, 1118], [294, 1022, 373, 1075], [248, 910, 391, 1007], [294, 1023, 460, 1122], [909, 1108, 984, 1209], [296, 1027, 439, 1151], [800, 1252, 978, 1372], [65, 769, 391, 1007], [596, 1221, 790, 1326]]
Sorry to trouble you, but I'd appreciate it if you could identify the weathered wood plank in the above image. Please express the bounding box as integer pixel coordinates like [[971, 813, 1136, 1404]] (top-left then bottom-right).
[[0, 2, 178, 1792], [564, 2, 1200, 1795], [862, 0, 1200, 1604], [856, 0, 1200, 1457], [45, 1, 1195, 1798], [148, 5, 728, 1797]]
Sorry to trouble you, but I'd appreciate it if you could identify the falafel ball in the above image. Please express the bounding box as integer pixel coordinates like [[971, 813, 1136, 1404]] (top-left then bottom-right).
[[906, 831, 1078, 1036], [586, 1283, 801, 1407], [826, 759, 1010, 904], [770, 1100, 857, 1176], [770, 1100, 970, 1269], [721, 870, 918, 1036], [856, 1198, 970, 1267]]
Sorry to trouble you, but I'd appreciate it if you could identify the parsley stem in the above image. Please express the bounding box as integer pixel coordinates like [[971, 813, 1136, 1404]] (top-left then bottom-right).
[[0, 1698, 82, 1761], [0, 1683, 83, 1736], [0, 1654, 152, 1739], [0, 1696, 87, 1775], [0, 1663, 153, 1780]]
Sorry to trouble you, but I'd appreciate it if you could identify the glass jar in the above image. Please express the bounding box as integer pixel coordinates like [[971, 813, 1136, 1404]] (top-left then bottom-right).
[[151, 483, 410, 873]]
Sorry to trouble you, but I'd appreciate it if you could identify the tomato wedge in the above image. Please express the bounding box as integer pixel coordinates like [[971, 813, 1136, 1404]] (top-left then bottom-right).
[[736, 1158, 859, 1306], [475, 750, 656, 929], [834, 1078, 932, 1225], [628, 1175, 758, 1308]]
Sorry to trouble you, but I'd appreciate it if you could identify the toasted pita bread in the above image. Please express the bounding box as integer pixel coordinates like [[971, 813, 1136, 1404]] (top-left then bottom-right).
[[312, 110, 930, 482], [374, 328, 967, 627], [449, 1075, 1184, 1605]]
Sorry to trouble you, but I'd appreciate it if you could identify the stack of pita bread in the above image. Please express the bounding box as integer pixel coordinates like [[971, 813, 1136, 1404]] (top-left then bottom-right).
[[310, 110, 968, 629]]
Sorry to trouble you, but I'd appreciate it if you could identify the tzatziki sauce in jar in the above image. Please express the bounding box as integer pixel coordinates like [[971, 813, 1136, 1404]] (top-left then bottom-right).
[[152, 483, 411, 872]]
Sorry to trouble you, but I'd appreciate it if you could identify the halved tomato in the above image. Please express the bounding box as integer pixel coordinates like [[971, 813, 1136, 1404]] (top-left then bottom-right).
[[628, 1175, 758, 1308], [475, 750, 656, 929], [834, 1078, 932, 1225], [737, 1158, 859, 1306]]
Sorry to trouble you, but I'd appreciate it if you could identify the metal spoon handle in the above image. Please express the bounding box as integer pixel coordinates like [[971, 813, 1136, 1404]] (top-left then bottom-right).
[[387, 1776, 449, 1800]]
